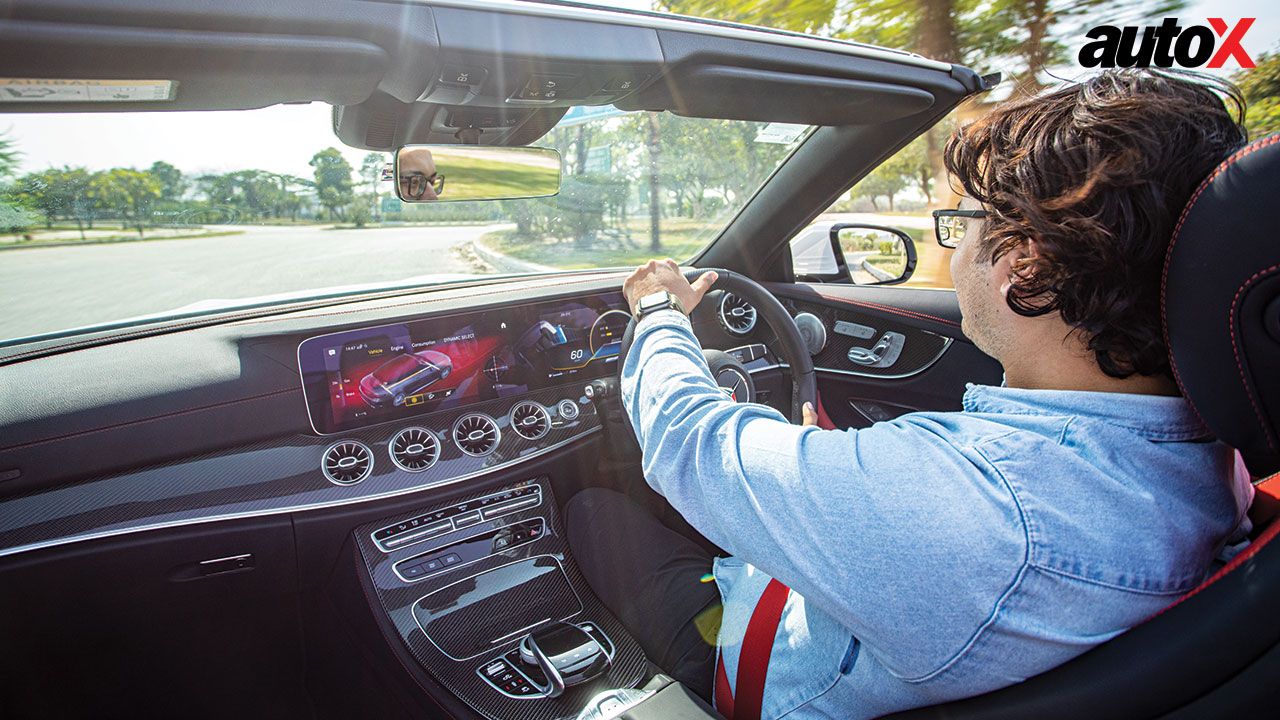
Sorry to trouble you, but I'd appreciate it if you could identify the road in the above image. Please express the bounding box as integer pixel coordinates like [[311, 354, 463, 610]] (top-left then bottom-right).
[[0, 223, 508, 341]]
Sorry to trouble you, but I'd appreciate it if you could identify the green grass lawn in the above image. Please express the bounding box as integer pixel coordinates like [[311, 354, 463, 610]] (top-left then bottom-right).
[[432, 151, 559, 202], [481, 218, 718, 269]]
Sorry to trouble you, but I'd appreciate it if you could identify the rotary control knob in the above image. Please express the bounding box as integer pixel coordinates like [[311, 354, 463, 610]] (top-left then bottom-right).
[[793, 312, 827, 355], [558, 399, 580, 421]]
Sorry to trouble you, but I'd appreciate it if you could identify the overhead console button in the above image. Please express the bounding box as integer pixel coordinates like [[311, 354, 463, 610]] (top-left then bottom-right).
[[439, 64, 487, 87], [517, 74, 579, 101], [601, 75, 647, 94]]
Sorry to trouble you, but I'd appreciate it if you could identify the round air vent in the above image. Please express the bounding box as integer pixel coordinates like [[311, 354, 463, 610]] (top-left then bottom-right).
[[389, 427, 440, 472], [453, 413, 500, 457], [509, 401, 551, 441], [322, 440, 373, 485], [718, 293, 758, 335]]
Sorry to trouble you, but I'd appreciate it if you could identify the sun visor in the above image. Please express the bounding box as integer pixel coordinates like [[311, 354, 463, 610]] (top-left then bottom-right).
[[0, 19, 392, 112]]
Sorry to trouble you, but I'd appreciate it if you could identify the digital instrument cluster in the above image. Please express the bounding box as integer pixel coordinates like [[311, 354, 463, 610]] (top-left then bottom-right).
[[298, 292, 630, 434]]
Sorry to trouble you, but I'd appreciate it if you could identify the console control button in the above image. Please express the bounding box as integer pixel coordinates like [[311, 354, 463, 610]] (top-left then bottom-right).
[[453, 510, 482, 528], [477, 657, 544, 698], [557, 399, 580, 421]]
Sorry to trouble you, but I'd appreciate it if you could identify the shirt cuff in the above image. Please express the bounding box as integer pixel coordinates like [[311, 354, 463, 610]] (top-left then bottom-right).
[[634, 307, 693, 336]]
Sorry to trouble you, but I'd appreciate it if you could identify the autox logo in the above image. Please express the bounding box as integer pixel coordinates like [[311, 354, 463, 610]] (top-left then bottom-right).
[[1079, 18, 1255, 69]]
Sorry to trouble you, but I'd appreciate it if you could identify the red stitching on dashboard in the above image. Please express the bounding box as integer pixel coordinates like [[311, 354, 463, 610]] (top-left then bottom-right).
[[803, 289, 961, 328], [0, 386, 300, 452], [1229, 265, 1280, 452]]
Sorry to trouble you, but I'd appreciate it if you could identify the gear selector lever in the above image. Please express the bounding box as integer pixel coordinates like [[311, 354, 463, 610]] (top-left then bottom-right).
[[518, 621, 611, 698]]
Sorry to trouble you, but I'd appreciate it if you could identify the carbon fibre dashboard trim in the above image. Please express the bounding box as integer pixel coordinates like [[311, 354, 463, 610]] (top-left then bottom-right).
[[0, 385, 600, 560]]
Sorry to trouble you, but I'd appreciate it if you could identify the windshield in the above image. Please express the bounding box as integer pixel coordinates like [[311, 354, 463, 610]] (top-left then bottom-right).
[[0, 103, 809, 343]]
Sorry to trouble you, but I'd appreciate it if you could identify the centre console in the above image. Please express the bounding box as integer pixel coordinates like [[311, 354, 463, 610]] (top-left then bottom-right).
[[353, 475, 650, 719]]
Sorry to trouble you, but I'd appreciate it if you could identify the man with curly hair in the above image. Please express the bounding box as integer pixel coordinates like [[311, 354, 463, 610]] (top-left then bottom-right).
[[566, 69, 1256, 719]]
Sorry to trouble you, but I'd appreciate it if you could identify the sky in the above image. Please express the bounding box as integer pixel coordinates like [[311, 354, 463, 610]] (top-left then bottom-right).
[[1, 0, 1275, 179]]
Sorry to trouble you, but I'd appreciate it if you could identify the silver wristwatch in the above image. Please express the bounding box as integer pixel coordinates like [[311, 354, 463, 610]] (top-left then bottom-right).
[[634, 291, 685, 321]]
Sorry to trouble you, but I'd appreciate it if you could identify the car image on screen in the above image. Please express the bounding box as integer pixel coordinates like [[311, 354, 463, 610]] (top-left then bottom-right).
[[357, 349, 453, 408]]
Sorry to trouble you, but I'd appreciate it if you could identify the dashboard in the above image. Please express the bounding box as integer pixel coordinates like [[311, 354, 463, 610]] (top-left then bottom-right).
[[0, 274, 972, 562], [299, 292, 631, 434]]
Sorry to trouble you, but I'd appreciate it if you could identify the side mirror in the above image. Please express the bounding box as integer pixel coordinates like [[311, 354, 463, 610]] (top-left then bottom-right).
[[832, 224, 916, 285], [790, 223, 917, 285], [392, 145, 561, 203]]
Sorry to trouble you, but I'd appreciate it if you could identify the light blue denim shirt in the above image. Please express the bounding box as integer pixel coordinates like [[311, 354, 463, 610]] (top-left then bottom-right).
[[621, 309, 1247, 719]]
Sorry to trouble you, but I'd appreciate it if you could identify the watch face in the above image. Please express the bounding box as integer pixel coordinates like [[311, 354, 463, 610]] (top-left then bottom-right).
[[639, 292, 669, 312]]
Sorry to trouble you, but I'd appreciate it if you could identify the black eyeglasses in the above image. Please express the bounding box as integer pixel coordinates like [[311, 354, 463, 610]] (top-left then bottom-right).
[[400, 172, 445, 199], [932, 208, 988, 248]]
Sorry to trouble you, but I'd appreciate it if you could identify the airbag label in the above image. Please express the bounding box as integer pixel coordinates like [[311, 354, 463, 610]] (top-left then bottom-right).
[[0, 78, 176, 103]]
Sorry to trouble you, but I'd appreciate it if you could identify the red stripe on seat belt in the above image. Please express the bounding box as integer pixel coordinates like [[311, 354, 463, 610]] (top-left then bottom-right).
[[722, 578, 790, 720]]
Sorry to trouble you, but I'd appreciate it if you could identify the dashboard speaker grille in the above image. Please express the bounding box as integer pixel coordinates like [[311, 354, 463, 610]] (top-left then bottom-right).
[[389, 427, 440, 472], [509, 401, 551, 441], [718, 293, 758, 335], [322, 440, 373, 485], [453, 414, 500, 457]]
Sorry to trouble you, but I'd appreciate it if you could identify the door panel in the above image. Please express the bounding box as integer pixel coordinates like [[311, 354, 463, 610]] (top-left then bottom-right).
[[768, 283, 1003, 427]]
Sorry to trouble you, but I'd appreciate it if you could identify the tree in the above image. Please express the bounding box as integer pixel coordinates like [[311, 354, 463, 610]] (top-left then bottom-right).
[[646, 112, 663, 252], [87, 168, 161, 237], [148, 160, 187, 203], [310, 148, 355, 221], [1238, 51, 1280, 138], [13, 167, 94, 231], [360, 152, 386, 223], [858, 160, 910, 211], [0, 130, 19, 181]]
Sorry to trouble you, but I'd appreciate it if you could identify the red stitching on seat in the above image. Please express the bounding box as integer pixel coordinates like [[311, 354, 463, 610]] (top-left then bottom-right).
[[1152, 471, 1280, 618], [1160, 135, 1280, 427], [1229, 265, 1280, 452]]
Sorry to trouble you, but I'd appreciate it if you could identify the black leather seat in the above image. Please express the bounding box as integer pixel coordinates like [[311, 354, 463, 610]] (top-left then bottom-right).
[[885, 134, 1280, 720]]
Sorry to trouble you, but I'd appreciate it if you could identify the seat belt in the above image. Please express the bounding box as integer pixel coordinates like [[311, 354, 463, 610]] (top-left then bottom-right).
[[714, 578, 791, 720]]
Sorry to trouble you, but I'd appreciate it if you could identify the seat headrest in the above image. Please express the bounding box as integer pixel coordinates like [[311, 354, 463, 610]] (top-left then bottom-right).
[[1164, 134, 1280, 476]]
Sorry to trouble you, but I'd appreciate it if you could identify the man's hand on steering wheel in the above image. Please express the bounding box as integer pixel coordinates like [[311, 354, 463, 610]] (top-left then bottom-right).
[[623, 259, 719, 315], [622, 259, 822, 429]]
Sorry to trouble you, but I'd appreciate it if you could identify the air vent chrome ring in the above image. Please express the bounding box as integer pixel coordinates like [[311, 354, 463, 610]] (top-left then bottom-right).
[[509, 401, 552, 441], [322, 440, 374, 486], [453, 413, 501, 457], [718, 292, 758, 335], [389, 426, 441, 473]]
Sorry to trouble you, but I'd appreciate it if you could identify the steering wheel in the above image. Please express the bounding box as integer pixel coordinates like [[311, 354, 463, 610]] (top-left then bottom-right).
[[617, 268, 817, 424]]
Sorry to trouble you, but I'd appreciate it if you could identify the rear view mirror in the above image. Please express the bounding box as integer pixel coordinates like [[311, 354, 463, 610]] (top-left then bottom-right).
[[392, 145, 561, 203], [832, 224, 917, 285]]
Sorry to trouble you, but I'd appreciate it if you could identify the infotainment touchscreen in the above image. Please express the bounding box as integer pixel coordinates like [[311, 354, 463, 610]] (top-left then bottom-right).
[[297, 292, 631, 434]]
